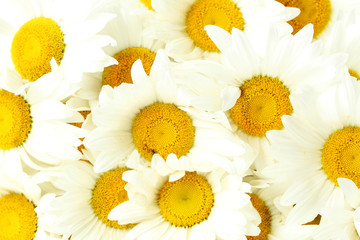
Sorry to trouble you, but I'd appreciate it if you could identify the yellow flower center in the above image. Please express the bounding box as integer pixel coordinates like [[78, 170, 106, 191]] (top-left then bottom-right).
[[140, 0, 153, 10], [0, 193, 38, 240], [186, 0, 245, 52], [229, 76, 293, 137], [11, 17, 65, 81], [158, 172, 214, 227], [0, 90, 32, 150], [132, 102, 195, 161], [349, 69, 360, 81], [91, 168, 135, 229], [102, 47, 156, 87], [246, 193, 271, 240], [322, 126, 360, 187], [276, 0, 331, 38]]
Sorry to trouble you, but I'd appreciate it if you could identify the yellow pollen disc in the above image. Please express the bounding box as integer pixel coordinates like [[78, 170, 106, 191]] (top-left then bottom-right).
[[276, 0, 331, 38], [322, 126, 360, 187], [0, 193, 38, 240], [91, 168, 135, 229], [246, 193, 271, 240], [229, 76, 293, 137], [132, 102, 195, 161], [11, 17, 65, 81], [0, 90, 32, 150], [349, 69, 360, 81], [140, 0, 154, 10], [186, 0, 245, 52], [158, 172, 214, 227], [102, 47, 156, 87]]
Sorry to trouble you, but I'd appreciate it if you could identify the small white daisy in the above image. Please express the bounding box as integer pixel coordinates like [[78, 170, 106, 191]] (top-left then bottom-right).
[[0, 67, 84, 173], [275, 0, 360, 40], [314, 178, 360, 240], [204, 24, 344, 172], [320, 11, 360, 81], [84, 50, 251, 174], [77, 6, 164, 102], [246, 184, 318, 240], [41, 159, 136, 240], [264, 74, 360, 225], [0, 170, 61, 239], [109, 161, 261, 240], [145, 0, 299, 61], [0, 0, 116, 93]]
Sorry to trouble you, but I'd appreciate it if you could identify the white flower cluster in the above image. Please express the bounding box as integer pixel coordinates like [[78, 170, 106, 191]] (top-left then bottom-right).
[[1, 0, 360, 239]]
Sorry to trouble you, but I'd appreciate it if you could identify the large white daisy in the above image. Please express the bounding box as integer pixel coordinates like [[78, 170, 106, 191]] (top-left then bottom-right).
[[109, 161, 261, 240], [0, 170, 61, 239], [0, 66, 84, 173], [77, 6, 164, 102], [203, 24, 344, 173], [84, 50, 252, 174], [0, 0, 116, 94], [314, 178, 360, 240], [42, 160, 137, 240], [145, 0, 299, 61], [264, 73, 360, 225], [275, 0, 360, 40]]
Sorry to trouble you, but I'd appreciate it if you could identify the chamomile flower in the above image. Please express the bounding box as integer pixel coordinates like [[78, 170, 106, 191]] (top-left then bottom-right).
[[77, 7, 164, 102], [320, 12, 360, 81], [0, 0, 116, 94], [275, 0, 360, 39], [84, 50, 251, 173], [264, 74, 360, 225], [43, 160, 136, 240], [0, 68, 84, 173], [204, 24, 343, 172], [0, 170, 61, 239], [247, 186, 317, 240], [314, 178, 360, 240], [146, 0, 299, 61], [108, 162, 260, 240]]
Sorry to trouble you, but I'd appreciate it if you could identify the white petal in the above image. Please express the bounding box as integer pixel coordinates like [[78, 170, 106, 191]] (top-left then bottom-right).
[[338, 178, 360, 209]]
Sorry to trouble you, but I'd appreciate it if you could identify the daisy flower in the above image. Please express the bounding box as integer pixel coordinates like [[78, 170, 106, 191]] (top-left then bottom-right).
[[77, 6, 164, 102], [108, 161, 261, 240], [0, 66, 84, 173], [203, 24, 343, 172], [0, 0, 116, 93], [145, 0, 299, 61], [246, 184, 318, 240], [314, 178, 360, 240], [320, 12, 360, 81], [0, 170, 60, 239], [275, 0, 360, 39], [264, 74, 360, 225], [84, 50, 251, 174], [42, 160, 136, 240]]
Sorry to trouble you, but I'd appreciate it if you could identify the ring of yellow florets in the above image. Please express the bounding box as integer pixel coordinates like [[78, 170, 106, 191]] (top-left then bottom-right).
[[186, 0, 245, 52], [246, 193, 271, 240], [229, 75, 293, 137], [11, 17, 65, 81], [0, 90, 32, 150], [102, 47, 156, 87], [0, 193, 38, 240], [276, 0, 331, 38], [91, 168, 136, 229], [322, 126, 360, 187], [132, 102, 195, 161], [158, 172, 214, 227]]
